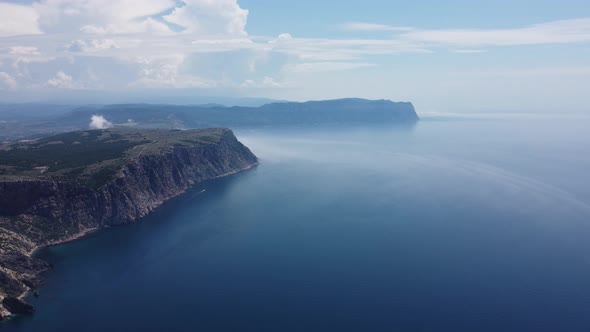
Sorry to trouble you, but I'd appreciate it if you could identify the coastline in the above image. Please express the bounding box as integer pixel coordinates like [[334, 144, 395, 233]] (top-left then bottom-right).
[[2, 161, 259, 320]]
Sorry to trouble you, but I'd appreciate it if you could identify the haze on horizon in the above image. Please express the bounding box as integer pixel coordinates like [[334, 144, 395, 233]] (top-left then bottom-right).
[[0, 0, 589, 114]]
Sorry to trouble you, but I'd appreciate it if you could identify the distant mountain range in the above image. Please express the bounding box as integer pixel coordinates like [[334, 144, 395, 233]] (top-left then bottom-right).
[[0, 98, 418, 140]]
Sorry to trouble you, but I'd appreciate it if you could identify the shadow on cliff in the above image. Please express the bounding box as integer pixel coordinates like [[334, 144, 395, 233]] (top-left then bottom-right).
[[32, 167, 260, 295]]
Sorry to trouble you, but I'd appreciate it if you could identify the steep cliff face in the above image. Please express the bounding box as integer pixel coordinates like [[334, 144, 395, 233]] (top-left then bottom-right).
[[0, 128, 257, 318]]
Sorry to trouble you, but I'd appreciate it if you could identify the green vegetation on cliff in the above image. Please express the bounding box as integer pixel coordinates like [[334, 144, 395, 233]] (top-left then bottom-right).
[[0, 128, 229, 188], [0, 127, 258, 319]]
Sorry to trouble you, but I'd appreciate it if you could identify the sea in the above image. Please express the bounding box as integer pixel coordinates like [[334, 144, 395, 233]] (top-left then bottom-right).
[[4, 115, 590, 331]]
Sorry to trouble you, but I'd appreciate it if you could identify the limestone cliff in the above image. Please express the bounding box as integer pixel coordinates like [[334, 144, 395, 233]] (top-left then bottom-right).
[[0, 128, 257, 318]]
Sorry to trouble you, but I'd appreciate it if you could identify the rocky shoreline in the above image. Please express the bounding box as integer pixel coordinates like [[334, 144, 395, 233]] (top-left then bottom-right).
[[0, 129, 258, 319]]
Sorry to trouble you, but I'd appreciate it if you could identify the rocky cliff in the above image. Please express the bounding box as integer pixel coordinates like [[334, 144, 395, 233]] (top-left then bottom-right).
[[0, 128, 257, 318]]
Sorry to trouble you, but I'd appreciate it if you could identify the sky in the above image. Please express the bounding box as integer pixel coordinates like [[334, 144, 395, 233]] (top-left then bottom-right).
[[0, 0, 589, 113]]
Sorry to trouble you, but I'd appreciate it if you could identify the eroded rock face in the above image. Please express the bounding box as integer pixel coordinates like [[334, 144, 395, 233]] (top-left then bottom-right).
[[0, 129, 258, 318], [3, 297, 34, 315]]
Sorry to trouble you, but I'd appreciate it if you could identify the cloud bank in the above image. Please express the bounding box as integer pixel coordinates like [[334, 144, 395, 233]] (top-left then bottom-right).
[[0, 0, 589, 109]]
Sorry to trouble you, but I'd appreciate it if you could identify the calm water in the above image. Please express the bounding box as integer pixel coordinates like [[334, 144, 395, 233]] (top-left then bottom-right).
[[4, 117, 590, 331]]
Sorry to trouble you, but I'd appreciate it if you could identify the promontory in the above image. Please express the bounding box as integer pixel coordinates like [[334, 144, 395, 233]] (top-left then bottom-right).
[[0, 128, 258, 318]]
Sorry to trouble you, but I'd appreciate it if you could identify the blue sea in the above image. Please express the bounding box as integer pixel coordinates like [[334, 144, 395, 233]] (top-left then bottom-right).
[[4, 116, 590, 331]]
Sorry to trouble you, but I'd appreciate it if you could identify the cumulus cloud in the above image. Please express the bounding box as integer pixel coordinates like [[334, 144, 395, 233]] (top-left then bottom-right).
[[46, 71, 76, 88], [0, 3, 42, 37], [163, 0, 249, 36], [1, 0, 590, 96], [0, 0, 262, 90], [89, 115, 113, 129], [131, 55, 214, 88], [17, 0, 250, 37], [240, 76, 285, 88], [64, 39, 118, 53], [0, 72, 18, 90], [276, 33, 293, 41], [33, 0, 176, 35]]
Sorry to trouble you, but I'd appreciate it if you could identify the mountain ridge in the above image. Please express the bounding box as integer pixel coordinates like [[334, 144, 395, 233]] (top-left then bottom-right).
[[0, 98, 419, 141]]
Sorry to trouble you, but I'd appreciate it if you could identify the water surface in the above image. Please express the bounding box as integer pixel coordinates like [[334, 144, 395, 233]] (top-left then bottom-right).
[[4, 117, 590, 331]]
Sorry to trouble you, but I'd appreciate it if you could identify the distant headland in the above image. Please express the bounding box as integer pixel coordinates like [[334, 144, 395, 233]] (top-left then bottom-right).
[[0, 98, 419, 141]]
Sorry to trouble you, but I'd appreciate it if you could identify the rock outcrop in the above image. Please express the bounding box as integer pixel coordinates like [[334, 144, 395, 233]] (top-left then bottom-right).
[[0, 128, 257, 318]]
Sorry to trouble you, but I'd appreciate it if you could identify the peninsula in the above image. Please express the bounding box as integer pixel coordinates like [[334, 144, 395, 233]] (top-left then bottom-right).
[[0, 128, 258, 318]]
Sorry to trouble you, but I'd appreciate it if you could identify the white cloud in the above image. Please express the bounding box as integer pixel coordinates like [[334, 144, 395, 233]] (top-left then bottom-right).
[[0, 3, 42, 37], [277, 33, 293, 41], [1, 0, 590, 99], [459, 66, 590, 78], [64, 39, 118, 53], [261, 76, 283, 87], [46, 70, 77, 88], [240, 79, 256, 87], [0, 72, 18, 90], [399, 18, 590, 47], [89, 115, 113, 129], [451, 49, 487, 54], [80, 17, 172, 35], [163, 0, 249, 36], [268, 35, 432, 62], [190, 38, 254, 53], [33, 0, 176, 35], [340, 22, 414, 32], [240, 76, 285, 88], [282, 62, 376, 73], [9, 46, 41, 55], [131, 55, 214, 88], [340, 18, 590, 47]]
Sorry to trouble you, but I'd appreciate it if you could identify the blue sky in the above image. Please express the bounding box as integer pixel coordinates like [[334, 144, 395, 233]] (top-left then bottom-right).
[[0, 0, 589, 113], [242, 0, 590, 34]]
